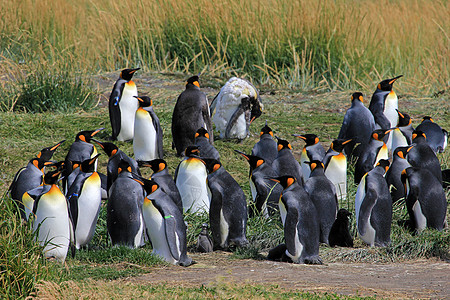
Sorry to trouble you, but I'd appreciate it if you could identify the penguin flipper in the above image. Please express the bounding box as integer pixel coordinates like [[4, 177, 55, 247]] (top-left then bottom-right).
[[372, 112, 391, 130], [149, 110, 164, 158], [202, 99, 214, 144], [163, 214, 181, 261], [8, 166, 26, 193], [209, 92, 219, 116], [284, 207, 300, 261], [358, 185, 377, 236], [108, 81, 124, 140]]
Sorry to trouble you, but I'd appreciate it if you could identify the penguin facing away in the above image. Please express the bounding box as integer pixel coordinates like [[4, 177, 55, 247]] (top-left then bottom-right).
[[133, 176, 193, 266], [323, 139, 352, 201], [401, 167, 447, 233], [203, 158, 249, 250], [415, 116, 447, 153], [251, 121, 278, 167], [385, 146, 412, 203], [355, 160, 392, 247], [133, 95, 164, 161], [172, 75, 213, 156], [272, 136, 304, 184], [328, 209, 354, 247], [194, 127, 220, 161], [109, 68, 140, 141], [292, 133, 326, 179]]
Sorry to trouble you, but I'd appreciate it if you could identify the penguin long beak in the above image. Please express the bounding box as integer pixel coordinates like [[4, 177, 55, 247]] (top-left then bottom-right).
[[91, 128, 105, 137], [50, 140, 66, 151], [342, 139, 352, 145], [292, 134, 306, 140], [91, 139, 104, 149], [389, 75, 403, 84], [130, 68, 140, 74], [234, 150, 249, 161]]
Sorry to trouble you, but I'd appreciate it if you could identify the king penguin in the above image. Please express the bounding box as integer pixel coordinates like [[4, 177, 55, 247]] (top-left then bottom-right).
[[368, 75, 403, 150], [107, 159, 145, 248], [322, 139, 352, 201], [391, 110, 414, 151], [109, 68, 140, 141], [174, 145, 210, 214], [401, 167, 447, 233], [210, 77, 263, 140], [304, 161, 338, 245], [133, 95, 164, 161], [133, 176, 193, 266], [194, 127, 220, 161], [203, 158, 249, 250], [251, 121, 278, 166], [292, 133, 325, 179], [354, 159, 392, 247], [272, 136, 303, 184], [337, 92, 375, 160], [66, 154, 102, 250], [235, 150, 282, 218], [196, 223, 213, 253], [268, 176, 322, 264], [415, 116, 448, 153], [385, 146, 412, 203], [172, 75, 213, 156], [32, 169, 72, 262]]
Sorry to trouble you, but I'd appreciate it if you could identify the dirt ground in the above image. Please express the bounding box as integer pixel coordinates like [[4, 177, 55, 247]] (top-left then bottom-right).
[[129, 251, 449, 299]]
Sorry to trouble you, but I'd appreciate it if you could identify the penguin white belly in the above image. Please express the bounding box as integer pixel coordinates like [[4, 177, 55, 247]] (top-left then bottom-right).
[[354, 174, 366, 229], [91, 146, 98, 171], [279, 199, 287, 226], [33, 186, 70, 262], [375, 144, 389, 166], [286, 227, 303, 263], [384, 92, 398, 150], [134, 109, 158, 161], [325, 154, 347, 201], [219, 209, 229, 247], [117, 82, 138, 141], [391, 128, 408, 152], [300, 149, 310, 179], [412, 201, 427, 233], [228, 114, 247, 140], [142, 200, 177, 264], [74, 173, 102, 249], [176, 159, 209, 214]]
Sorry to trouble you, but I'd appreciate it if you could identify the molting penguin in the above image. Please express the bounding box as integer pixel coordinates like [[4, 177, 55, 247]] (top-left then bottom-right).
[[194, 127, 220, 161], [109, 68, 140, 141], [66, 155, 102, 250], [134, 176, 193, 266], [354, 129, 392, 184], [385, 146, 412, 203], [268, 176, 322, 264], [196, 223, 213, 253], [133, 96, 164, 161], [235, 150, 282, 218], [337, 92, 375, 160], [251, 122, 278, 166], [391, 110, 414, 151], [172, 75, 213, 156], [323, 139, 352, 201], [107, 159, 145, 248], [210, 77, 263, 140], [292, 133, 325, 179], [368, 75, 403, 150], [328, 209, 354, 247], [272, 136, 303, 184], [415, 116, 447, 153], [401, 167, 447, 233], [203, 158, 249, 250], [174, 145, 210, 214], [355, 160, 392, 247], [304, 160, 338, 245]]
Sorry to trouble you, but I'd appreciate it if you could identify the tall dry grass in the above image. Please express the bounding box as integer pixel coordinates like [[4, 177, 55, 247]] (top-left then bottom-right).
[[0, 0, 448, 93]]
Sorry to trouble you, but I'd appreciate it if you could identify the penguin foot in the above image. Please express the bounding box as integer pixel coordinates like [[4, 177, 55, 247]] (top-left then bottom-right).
[[304, 256, 323, 265]]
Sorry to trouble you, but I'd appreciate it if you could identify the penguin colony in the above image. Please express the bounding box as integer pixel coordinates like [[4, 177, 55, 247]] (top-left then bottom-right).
[[8, 70, 448, 265]]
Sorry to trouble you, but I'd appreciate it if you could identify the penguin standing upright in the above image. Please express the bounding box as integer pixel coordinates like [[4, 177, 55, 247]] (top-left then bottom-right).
[[107, 159, 145, 248], [210, 77, 263, 140], [138, 158, 183, 213], [391, 110, 414, 151], [401, 167, 447, 233], [251, 122, 278, 166], [368, 75, 403, 150], [385, 146, 412, 202], [172, 75, 213, 156], [66, 155, 102, 250], [415, 117, 448, 153], [268, 176, 322, 264], [337, 92, 375, 159], [355, 160, 392, 247], [109, 68, 140, 141], [133, 96, 163, 161], [354, 129, 392, 184], [32, 169, 71, 262], [174, 145, 210, 214], [235, 150, 282, 218], [292, 133, 325, 179], [272, 137, 303, 184], [203, 158, 249, 250], [304, 161, 338, 245], [328, 209, 354, 247], [133, 177, 193, 266], [194, 127, 220, 161], [196, 224, 213, 253], [322, 139, 352, 201]]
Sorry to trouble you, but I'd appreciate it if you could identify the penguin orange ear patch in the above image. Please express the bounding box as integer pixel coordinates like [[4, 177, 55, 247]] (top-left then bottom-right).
[[314, 137, 319, 144], [195, 133, 199, 138], [205, 133, 210, 139], [213, 164, 220, 172], [398, 151, 404, 159], [159, 163, 165, 172], [377, 83, 381, 89], [373, 133, 379, 140], [118, 167, 122, 174], [269, 131, 274, 137], [127, 166, 132, 172], [256, 160, 264, 168], [79, 135, 86, 142], [287, 177, 294, 187], [151, 184, 158, 193], [260, 131, 264, 136], [412, 133, 417, 140], [288, 143, 292, 150], [277, 144, 283, 151], [359, 95, 364, 102], [310, 162, 317, 171], [111, 149, 117, 156], [193, 81, 200, 88]]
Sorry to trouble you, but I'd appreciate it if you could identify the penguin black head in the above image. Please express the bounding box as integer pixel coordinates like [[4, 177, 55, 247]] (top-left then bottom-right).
[[330, 139, 352, 153], [412, 130, 427, 143], [351, 92, 364, 103], [306, 160, 325, 172], [275, 137, 292, 152], [68, 160, 82, 172], [80, 154, 101, 173], [377, 75, 403, 91], [270, 175, 296, 190], [194, 127, 210, 140], [375, 159, 390, 174], [92, 139, 119, 157], [292, 133, 320, 146], [371, 129, 393, 141], [396, 110, 412, 127], [393, 146, 412, 160], [185, 145, 200, 157], [234, 150, 265, 171], [75, 128, 104, 143], [186, 75, 200, 88], [120, 68, 140, 81], [250, 100, 263, 123], [135, 96, 152, 107], [336, 208, 352, 220], [117, 159, 133, 174], [260, 121, 273, 137], [421, 116, 434, 123], [202, 158, 222, 174], [37, 140, 65, 162], [138, 158, 167, 174], [30, 158, 55, 171], [42, 169, 62, 185]]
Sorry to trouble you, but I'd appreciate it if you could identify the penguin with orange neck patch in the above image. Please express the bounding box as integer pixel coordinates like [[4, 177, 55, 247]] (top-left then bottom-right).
[[251, 122, 277, 167], [109, 68, 140, 141], [172, 75, 213, 156], [323, 139, 352, 201]]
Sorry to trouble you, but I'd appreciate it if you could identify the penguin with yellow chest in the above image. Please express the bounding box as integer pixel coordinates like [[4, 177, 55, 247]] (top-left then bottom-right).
[[109, 68, 140, 141], [322, 139, 352, 201]]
